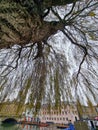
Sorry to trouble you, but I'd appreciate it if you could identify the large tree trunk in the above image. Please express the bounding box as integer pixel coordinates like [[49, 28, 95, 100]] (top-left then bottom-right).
[[43, 0, 79, 7], [0, 0, 79, 49]]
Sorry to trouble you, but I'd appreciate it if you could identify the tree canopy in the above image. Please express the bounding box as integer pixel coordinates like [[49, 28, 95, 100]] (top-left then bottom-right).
[[0, 0, 98, 112]]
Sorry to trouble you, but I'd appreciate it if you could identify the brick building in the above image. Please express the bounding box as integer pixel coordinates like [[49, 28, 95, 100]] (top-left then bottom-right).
[[39, 102, 79, 124]]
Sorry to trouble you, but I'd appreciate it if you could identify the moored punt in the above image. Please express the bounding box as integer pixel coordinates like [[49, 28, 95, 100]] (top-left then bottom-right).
[[56, 124, 69, 129], [19, 121, 49, 127], [19, 121, 37, 125], [38, 122, 49, 127]]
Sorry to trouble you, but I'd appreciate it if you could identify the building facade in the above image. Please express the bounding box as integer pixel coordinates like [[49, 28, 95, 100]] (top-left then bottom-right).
[[39, 102, 79, 124]]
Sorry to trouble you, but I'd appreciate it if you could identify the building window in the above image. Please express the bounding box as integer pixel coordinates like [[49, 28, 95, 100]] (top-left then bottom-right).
[[62, 111, 64, 114], [57, 118, 59, 120], [65, 111, 67, 114], [54, 117, 56, 120], [60, 118, 62, 120], [66, 117, 68, 121], [75, 116, 78, 121], [63, 118, 65, 121]]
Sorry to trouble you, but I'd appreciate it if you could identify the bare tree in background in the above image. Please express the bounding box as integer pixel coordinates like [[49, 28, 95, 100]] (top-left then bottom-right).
[[0, 0, 98, 112]]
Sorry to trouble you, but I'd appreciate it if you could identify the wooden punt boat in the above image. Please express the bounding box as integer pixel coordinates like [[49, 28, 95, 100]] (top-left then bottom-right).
[[19, 121, 49, 127], [56, 124, 69, 129]]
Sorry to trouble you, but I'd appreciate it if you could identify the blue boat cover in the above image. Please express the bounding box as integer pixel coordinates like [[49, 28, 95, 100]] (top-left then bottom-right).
[[65, 123, 75, 130]]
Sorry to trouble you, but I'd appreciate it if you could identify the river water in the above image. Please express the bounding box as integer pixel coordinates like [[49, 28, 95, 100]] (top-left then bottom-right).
[[0, 123, 60, 130]]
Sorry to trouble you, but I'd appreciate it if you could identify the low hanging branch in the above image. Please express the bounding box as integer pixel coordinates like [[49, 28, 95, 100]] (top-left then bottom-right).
[[0, 0, 98, 111]]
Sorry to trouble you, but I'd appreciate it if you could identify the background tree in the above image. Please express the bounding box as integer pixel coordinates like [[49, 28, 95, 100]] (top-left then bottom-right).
[[0, 0, 98, 112]]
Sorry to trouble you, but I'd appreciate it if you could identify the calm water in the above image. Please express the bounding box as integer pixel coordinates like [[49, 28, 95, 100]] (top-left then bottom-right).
[[0, 123, 60, 130]]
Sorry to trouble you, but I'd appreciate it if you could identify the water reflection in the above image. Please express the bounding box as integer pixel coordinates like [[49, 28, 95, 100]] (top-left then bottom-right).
[[21, 125, 39, 130], [0, 123, 60, 130], [21, 125, 58, 130], [0, 123, 21, 130]]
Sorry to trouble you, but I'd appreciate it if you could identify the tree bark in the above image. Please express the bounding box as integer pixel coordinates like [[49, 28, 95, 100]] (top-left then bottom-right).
[[0, 0, 79, 49], [43, 0, 79, 8]]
